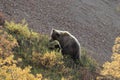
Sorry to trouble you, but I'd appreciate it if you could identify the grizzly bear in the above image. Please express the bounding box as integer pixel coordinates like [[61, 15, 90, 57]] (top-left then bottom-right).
[[50, 29, 81, 62]]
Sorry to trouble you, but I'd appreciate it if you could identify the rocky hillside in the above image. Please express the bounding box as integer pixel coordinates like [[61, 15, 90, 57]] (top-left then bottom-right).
[[0, 0, 120, 64]]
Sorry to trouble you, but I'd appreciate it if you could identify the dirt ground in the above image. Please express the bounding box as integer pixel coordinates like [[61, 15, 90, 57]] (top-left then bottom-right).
[[0, 0, 120, 64]]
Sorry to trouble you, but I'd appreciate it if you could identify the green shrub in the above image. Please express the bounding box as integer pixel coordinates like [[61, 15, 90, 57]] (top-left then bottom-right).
[[4, 21, 50, 64], [80, 48, 98, 72]]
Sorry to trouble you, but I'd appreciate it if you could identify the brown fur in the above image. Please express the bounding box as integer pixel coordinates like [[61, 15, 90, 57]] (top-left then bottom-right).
[[50, 29, 81, 62]]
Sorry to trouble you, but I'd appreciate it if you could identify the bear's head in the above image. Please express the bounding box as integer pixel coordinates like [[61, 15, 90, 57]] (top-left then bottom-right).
[[50, 29, 70, 42], [50, 29, 61, 42]]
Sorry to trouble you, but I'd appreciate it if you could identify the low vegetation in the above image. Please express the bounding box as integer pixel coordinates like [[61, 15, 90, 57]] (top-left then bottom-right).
[[0, 29, 42, 80], [97, 37, 120, 80], [2, 20, 120, 80]]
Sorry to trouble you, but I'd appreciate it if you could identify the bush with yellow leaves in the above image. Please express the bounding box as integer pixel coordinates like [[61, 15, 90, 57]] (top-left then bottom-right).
[[0, 29, 42, 80], [113, 37, 120, 54], [0, 29, 18, 58], [0, 55, 42, 80], [32, 51, 63, 68], [5, 20, 31, 38], [99, 37, 120, 79]]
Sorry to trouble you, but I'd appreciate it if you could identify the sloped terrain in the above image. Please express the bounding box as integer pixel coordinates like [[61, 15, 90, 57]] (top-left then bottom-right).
[[0, 0, 120, 64]]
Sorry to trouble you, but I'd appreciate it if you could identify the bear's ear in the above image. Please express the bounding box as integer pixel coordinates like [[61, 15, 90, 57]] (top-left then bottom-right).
[[52, 29, 57, 34], [52, 29, 60, 37], [52, 29, 56, 32], [52, 29, 55, 32]]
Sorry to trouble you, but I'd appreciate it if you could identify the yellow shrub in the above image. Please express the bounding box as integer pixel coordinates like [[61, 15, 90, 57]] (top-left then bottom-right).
[[100, 37, 120, 79], [113, 37, 120, 54], [0, 29, 18, 57], [5, 20, 31, 38], [0, 28, 42, 80], [5, 20, 42, 39], [0, 55, 42, 80], [115, 37, 120, 44], [101, 53, 120, 78], [32, 51, 63, 68]]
